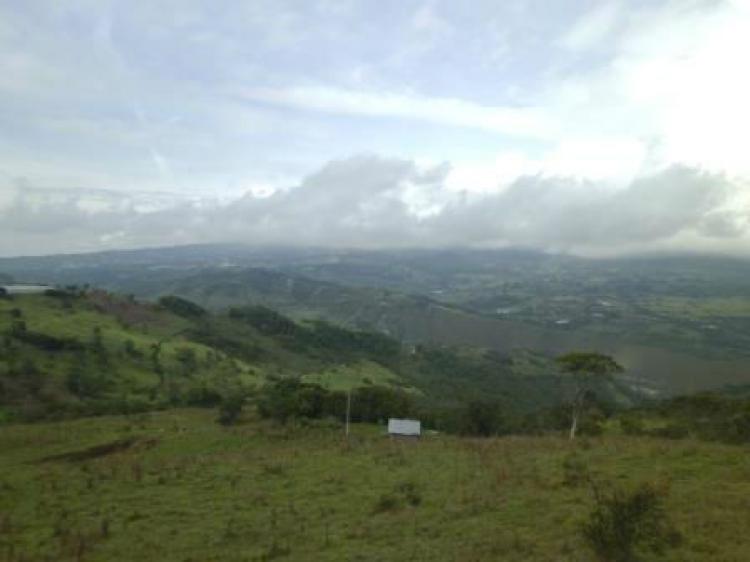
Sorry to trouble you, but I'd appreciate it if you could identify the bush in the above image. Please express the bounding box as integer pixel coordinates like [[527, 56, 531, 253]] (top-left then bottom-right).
[[459, 400, 511, 436], [582, 482, 680, 562], [65, 365, 111, 398], [372, 493, 401, 514], [578, 408, 606, 436], [619, 416, 645, 436], [372, 481, 422, 514], [185, 385, 223, 407], [562, 453, 589, 487], [650, 424, 689, 440], [217, 393, 245, 426], [10, 329, 84, 352], [256, 379, 413, 425]]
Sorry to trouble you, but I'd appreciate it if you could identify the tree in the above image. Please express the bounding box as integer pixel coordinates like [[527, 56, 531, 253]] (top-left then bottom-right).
[[175, 347, 198, 377], [158, 295, 207, 319], [556, 352, 623, 440], [460, 400, 508, 436]]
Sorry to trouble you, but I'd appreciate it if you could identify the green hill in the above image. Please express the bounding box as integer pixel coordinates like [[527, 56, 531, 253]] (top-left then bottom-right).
[[4, 245, 750, 395], [0, 290, 575, 424]]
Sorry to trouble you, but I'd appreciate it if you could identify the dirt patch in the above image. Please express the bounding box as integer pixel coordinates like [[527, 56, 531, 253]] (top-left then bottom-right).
[[87, 290, 168, 330], [36, 437, 158, 463]]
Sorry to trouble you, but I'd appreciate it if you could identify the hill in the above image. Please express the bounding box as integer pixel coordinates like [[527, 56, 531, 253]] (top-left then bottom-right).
[[0, 290, 582, 424], [3, 245, 750, 395]]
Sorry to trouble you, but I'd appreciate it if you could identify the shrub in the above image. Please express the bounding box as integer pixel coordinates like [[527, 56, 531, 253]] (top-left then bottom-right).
[[650, 424, 689, 440], [715, 410, 750, 444], [578, 408, 606, 436], [372, 493, 401, 514], [395, 481, 422, 507], [582, 482, 680, 562], [217, 393, 245, 426], [372, 481, 422, 514], [562, 453, 589, 487], [185, 385, 223, 407], [619, 416, 644, 436]]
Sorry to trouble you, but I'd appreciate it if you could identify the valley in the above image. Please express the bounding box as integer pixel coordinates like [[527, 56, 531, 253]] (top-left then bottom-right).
[[3, 245, 750, 395]]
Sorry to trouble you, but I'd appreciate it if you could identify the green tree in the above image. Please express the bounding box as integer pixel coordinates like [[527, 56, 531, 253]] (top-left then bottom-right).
[[556, 352, 623, 440], [158, 295, 207, 319], [175, 347, 198, 377], [460, 400, 509, 436]]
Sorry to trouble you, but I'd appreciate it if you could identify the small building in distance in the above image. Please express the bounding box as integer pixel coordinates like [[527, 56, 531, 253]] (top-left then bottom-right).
[[387, 418, 421, 439]]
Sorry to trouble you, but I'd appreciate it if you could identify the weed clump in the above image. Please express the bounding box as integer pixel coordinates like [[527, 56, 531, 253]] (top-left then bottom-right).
[[372, 480, 422, 513], [561, 453, 589, 487], [581, 481, 681, 562], [372, 493, 401, 514], [217, 393, 245, 426]]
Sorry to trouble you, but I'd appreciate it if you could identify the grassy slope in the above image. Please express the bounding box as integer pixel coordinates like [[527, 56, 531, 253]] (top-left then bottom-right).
[[0, 294, 417, 420], [301, 360, 414, 392], [0, 294, 261, 407], [1, 409, 749, 561], [5, 246, 750, 394], [1, 293, 573, 421]]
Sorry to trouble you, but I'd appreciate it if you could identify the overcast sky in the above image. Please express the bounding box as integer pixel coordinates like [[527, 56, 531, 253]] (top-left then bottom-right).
[[1, 0, 749, 257]]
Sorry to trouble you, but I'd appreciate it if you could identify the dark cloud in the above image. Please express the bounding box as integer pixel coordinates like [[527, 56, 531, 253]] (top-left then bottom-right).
[[1, 156, 747, 257]]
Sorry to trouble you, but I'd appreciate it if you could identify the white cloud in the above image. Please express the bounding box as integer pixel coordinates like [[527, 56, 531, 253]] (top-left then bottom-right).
[[551, 0, 750, 176], [412, 4, 453, 37], [240, 86, 557, 140], [560, 1, 622, 51], [2, 156, 748, 257], [2, 0, 750, 257]]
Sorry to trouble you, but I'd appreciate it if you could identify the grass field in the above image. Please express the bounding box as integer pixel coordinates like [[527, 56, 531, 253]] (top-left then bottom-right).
[[301, 360, 418, 393], [645, 297, 750, 320], [2, 409, 749, 561]]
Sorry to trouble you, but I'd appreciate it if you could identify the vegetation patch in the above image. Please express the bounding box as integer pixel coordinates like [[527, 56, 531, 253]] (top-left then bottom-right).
[[36, 437, 158, 463]]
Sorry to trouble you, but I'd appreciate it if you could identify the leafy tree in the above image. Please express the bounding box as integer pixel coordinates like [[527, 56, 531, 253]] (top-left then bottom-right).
[[90, 326, 104, 351], [460, 400, 509, 436], [350, 385, 413, 423], [175, 347, 198, 377], [150, 342, 164, 380], [10, 319, 26, 336], [229, 306, 299, 336], [90, 326, 109, 367], [65, 355, 109, 398], [123, 339, 140, 357], [257, 379, 332, 423], [556, 352, 623, 440], [158, 295, 207, 319]]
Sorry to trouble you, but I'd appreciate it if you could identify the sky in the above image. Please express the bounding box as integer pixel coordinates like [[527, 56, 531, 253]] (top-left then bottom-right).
[[1, 0, 749, 257]]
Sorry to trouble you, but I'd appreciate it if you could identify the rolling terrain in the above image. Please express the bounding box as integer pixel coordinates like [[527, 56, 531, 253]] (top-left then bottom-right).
[[3, 245, 750, 394], [0, 290, 579, 424]]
